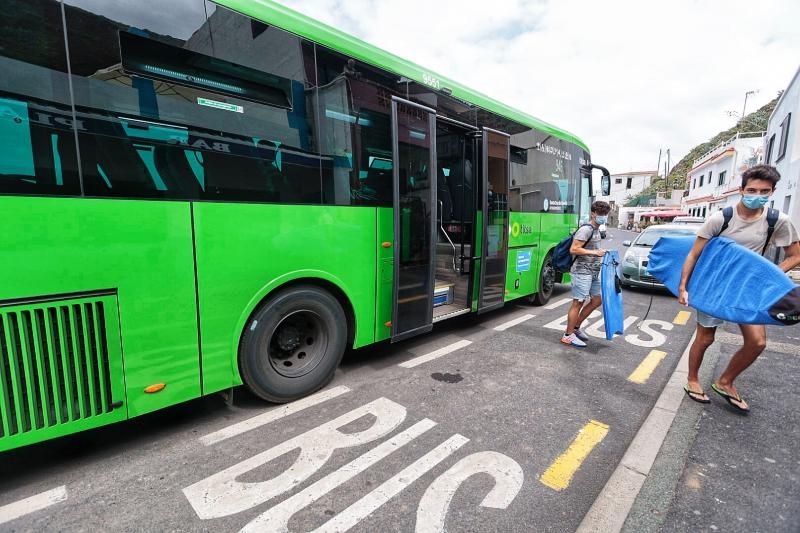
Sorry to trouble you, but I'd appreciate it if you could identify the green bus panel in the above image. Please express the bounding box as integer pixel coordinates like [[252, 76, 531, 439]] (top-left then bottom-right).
[[505, 212, 577, 301], [0, 197, 200, 419], [375, 207, 393, 343], [193, 203, 377, 395]]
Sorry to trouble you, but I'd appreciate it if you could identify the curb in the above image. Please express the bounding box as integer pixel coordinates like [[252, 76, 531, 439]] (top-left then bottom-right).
[[575, 331, 697, 533]]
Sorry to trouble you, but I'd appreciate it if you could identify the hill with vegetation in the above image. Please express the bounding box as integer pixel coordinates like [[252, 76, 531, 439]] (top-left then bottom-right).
[[625, 95, 780, 206]]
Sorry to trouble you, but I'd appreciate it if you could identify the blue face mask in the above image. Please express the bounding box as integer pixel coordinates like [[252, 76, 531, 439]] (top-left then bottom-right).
[[595, 215, 608, 224], [742, 195, 770, 209]]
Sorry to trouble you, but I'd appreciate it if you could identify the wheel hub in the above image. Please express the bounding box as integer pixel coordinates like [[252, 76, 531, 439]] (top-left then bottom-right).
[[276, 325, 301, 352]]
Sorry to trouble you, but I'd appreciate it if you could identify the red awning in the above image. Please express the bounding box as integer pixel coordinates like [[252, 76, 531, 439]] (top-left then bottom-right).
[[639, 211, 688, 217]]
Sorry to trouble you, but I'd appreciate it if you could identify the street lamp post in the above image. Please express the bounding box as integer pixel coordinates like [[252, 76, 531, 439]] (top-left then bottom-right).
[[741, 89, 757, 119]]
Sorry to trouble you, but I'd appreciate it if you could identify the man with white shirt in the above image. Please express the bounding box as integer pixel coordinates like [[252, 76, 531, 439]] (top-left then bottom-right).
[[679, 165, 800, 412]]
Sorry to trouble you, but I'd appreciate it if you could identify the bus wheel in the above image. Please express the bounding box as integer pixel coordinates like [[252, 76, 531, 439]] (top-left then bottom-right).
[[529, 253, 555, 306], [240, 285, 347, 403]]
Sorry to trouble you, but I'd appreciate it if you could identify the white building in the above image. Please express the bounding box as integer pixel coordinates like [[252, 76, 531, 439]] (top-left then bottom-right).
[[765, 65, 800, 228], [682, 132, 765, 218], [598, 171, 656, 207]]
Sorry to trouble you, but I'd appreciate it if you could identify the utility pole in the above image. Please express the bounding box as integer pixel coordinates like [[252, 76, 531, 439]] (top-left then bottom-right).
[[741, 90, 757, 121], [656, 148, 662, 179]]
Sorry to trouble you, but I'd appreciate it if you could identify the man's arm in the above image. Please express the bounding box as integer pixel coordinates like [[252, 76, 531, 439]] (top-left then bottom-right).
[[678, 236, 710, 305], [570, 238, 605, 257], [778, 241, 800, 273]]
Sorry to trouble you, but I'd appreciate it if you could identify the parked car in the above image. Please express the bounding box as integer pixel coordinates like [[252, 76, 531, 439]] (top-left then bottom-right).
[[599, 223, 607, 239], [671, 216, 705, 225], [621, 224, 700, 288]]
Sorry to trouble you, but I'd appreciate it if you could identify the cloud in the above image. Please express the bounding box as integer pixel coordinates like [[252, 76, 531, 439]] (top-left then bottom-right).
[[278, 0, 800, 176]]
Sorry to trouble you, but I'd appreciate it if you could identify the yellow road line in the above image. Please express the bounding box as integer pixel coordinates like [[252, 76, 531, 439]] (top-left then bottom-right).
[[627, 350, 668, 384], [673, 310, 692, 325], [540, 420, 609, 491]]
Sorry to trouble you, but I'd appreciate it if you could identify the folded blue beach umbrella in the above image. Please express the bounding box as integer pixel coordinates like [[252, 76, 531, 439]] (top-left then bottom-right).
[[648, 236, 800, 325]]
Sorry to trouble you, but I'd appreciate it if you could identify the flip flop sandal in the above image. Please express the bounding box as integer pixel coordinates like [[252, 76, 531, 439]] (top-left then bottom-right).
[[683, 386, 711, 404], [711, 383, 750, 413]]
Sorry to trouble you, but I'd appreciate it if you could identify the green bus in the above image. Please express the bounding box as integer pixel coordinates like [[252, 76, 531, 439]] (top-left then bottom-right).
[[0, 0, 609, 452]]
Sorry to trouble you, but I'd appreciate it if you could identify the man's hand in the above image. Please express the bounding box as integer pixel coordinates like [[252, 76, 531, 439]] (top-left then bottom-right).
[[595, 249, 608, 257], [678, 288, 689, 306]]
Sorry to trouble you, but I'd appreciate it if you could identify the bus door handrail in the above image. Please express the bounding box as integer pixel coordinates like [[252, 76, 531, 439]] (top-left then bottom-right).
[[438, 200, 459, 273]]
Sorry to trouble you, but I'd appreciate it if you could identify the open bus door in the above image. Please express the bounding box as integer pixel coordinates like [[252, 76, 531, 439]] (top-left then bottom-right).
[[476, 128, 510, 313], [390, 97, 437, 342]]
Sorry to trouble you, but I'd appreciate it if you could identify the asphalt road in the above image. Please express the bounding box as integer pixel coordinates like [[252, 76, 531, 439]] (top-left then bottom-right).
[[0, 230, 698, 532]]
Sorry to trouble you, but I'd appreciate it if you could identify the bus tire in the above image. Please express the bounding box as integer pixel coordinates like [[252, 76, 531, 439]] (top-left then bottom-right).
[[529, 252, 555, 306], [239, 285, 347, 403]]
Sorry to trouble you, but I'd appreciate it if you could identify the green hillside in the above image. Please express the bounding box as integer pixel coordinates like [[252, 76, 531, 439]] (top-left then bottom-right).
[[626, 95, 780, 206]]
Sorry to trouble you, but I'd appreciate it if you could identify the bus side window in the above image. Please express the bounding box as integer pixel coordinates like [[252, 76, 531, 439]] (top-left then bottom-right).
[[0, 3, 80, 196]]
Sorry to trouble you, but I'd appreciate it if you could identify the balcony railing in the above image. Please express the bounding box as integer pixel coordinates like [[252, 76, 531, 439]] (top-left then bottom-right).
[[692, 131, 766, 168]]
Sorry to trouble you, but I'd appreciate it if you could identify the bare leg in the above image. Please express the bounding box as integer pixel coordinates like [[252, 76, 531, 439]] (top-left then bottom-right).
[[714, 324, 767, 410], [575, 295, 602, 329], [566, 299, 584, 335], [686, 324, 716, 401]]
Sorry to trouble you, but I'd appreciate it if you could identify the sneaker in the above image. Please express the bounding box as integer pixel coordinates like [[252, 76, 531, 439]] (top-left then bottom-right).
[[561, 333, 587, 347], [573, 328, 589, 342]]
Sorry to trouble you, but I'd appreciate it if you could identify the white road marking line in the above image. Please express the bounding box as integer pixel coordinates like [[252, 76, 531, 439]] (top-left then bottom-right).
[[399, 340, 472, 369], [542, 310, 601, 332], [239, 419, 440, 532], [493, 314, 535, 331], [317, 435, 470, 532], [199, 385, 351, 446], [0, 486, 67, 526], [544, 297, 572, 310], [585, 316, 639, 339]]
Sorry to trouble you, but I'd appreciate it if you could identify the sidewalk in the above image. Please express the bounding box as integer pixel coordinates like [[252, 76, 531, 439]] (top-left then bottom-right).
[[623, 322, 800, 533]]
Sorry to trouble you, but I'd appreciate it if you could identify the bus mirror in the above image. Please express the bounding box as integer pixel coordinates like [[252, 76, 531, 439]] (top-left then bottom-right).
[[601, 175, 611, 196]]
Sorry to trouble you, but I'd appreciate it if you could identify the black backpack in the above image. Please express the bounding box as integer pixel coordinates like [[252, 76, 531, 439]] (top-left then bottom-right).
[[553, 224, 594, 272], [716, 206, 779, 256]]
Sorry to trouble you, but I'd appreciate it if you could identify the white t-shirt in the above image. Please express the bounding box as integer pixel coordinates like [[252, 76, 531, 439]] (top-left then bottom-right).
[[697, 207, 799, 254]]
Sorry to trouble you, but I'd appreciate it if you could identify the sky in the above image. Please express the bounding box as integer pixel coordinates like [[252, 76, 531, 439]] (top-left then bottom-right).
[[277, 0, 800, 176]]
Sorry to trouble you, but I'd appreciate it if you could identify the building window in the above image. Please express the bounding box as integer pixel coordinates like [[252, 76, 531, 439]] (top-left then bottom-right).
[[626, 177, 632, 189], [699, 174, 704, 187], [708, 170, 712, 184], [777, 113, 791, 162], [766, 134, 776, 164], [718, 170, 725, 186], [692, 179, 696, 189], [615, 178, 622, 184]]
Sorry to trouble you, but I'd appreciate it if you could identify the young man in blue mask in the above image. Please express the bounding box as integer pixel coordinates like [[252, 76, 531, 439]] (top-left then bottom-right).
[[562, 200, 611, 347], [679, 165, 800, 411]]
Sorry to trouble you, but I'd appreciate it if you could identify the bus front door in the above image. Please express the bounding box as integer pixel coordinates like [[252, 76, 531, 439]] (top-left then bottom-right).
[[390, 97, 437, 342], [477, 128, 510, 313]]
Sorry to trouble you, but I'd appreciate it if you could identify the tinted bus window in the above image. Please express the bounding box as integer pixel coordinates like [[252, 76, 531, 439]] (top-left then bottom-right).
[[63, 0, 213, 199], [510, 129, 578, 214], [316, 47, 402, 206], [202, 5, 322, 203], [0, 0, 81, 196]]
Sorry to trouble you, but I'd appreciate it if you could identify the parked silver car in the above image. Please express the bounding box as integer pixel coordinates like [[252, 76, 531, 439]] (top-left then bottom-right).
[[621, 224, 700, 288]]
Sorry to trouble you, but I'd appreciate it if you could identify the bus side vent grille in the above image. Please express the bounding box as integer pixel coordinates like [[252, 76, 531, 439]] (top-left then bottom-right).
[[0, 302, 114, 438]]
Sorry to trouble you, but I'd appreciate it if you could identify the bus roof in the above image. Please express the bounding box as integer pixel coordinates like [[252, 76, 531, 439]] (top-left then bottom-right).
[[217, 0, 590, 153]]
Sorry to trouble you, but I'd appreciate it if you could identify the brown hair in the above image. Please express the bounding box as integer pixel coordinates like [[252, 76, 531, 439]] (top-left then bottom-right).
[[591, 200, 611, 215], [741, 164, 780, 189]]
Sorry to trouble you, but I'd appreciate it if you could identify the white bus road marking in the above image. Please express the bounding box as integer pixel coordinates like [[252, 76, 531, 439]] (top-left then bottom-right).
[[238, 420, 444, 532], [416, 452, 524, 533], [399, 340, 472, 369], [544, 297, 572, 310], [199, 385, 351, 446], [624, 319, 673, 348], [542, 310, 601, 332], [0, 486, 67, 526], [584, 316, 639, 339], [185, 398, 408, 519], [493, 314, 535, 331]]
